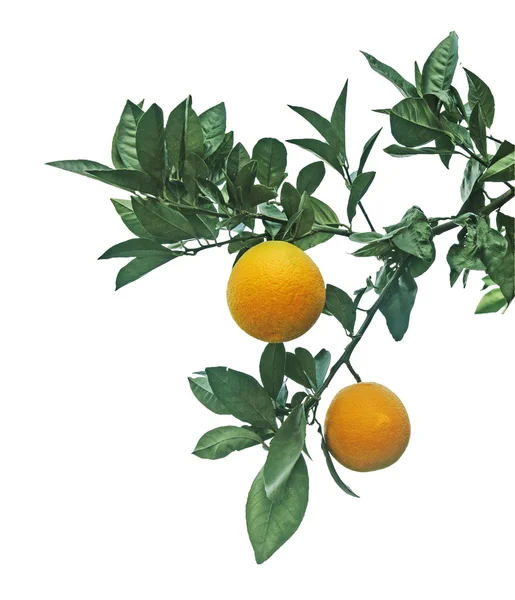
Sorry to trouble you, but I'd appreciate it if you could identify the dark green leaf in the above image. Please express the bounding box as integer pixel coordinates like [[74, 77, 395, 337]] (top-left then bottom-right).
[[252, 138, 287, 189], [46, 159, 112, 179], [294, 231, 334, 251], [469, 104, 488, 158], [476, 217, 508, 272], [199, 102, 226, 157], [288, 106, 340, 151], [390, 98, 443, 147], [276, 383, 288, 408], [111, 125, 125, 169], [188, 374, 229, 415], [206, 367, 277, 430], [421, 32, 459, 95], [390, 206, 435, 262], [435, 134, 456, 168], [372, 108, 392, 115], [165, 99, 187, 174], [414, 61, 423, 96], [314, 349, 331, 388], [350, 232, 384, 243], [246, 456, 309, 564], [185, 98, 204, 158], [379, 270, 418, 341], [464, 68, 495, 128], [460, 159, 483, 202], [290, 392, 307, 408], [325, 284, 356, 334], [285, 352, 311, 388], [294, 348, 317, 387], [99, 238, 176, 259], [318, 423, 359, 497], [115, 254, 177, 290], [136, 103, 166, 189], [264, 406, 306, 502], [111, 198, 160, 239], [360, 51, 418, 98], [197, 178, 226, 207], [490, 213, 515, 304], [132, 197, 195, 242], [311, 197, 339, 226], [330, 80, 348, 157], [347, 171, 375, 224], [287, 139, 343, 175], [259, 343, 286, 401], [441, 117, 473, 148], [352, 239, 392, 259], [86, 169, 159, 196], [297, 162, 325, 195], [358, 129, 382, 175], [227, 142, 251, 181], [384, 144, 455, 157], [227, 233, 264, 254], [475, 288, 507, 314], [193, 426, 262, 459], [280, 182, 301, 219], [116, 100, 144, 170], [247, 184, 277, 208], [296, 192, 315, 238]]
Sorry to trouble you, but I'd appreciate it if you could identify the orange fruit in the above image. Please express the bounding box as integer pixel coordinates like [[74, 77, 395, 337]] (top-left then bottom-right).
[[324, 382, 410, 472], [226, 241, 325, 343]]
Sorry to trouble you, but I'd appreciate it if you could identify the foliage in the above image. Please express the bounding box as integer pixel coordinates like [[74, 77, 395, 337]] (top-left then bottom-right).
[[47, 31, 514, 564]]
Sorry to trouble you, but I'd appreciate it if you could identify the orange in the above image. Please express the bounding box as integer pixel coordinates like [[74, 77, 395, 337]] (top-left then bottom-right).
[[226, 241, 325, 343], [324, 382, 410, 472]]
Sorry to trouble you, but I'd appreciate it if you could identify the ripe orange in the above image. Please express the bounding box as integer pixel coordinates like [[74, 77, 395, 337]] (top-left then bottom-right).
[[226, 241, 325, 343], [324, 382, 410, 472]]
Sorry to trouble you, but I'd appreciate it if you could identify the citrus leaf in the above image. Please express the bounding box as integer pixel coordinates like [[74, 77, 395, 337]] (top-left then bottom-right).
[[116, 100, 144, 170], [469, 103, 488, 158], [185, 98, 204, 158], [205, 367, 277, 430], [263, 406, 307, 502], [360, 51, 418, 98], [132, 197, 195, 242], [297, 161, 325, 195], [165, 99, 187, 174], [86, 169, 159, 196], [358, 128, 382, 175], [252, 138, 287, 189], [390, 98, 443, 147], [421, 31, 459, 95], [347, 171, 375, 224], [435, 134, 456, 169], [199, 102, 226, 157], [475, 288, 507, 314], [478, 151, 515, 183], [325, 284, 356, 334], [246, 456, 309, 564], [317, 423, 359, 498], [383, 144, 456, 157], [285, 352, 311, 388], [188, 375, 229, 415], [379, 270, 418, 341], [248, 185, 278, 208], [414, 61, 423, 96], [490, 213, 515, 305], [227, 142, 251, 181], [98, 238, 177, 259], [288, 106, 340, 151], [111, 198, 160, 239], [46, 159, 112, 179], [136, 103, 166, 190], [287, 139, 343, 175], [314, 349, 331, 388], [259, 343, 286, 402], [464, 68, 495, 128], [193, 426, 262, 459], [280, 182, 301, 219], [115, 254, 177, 290], [330, 80, 348, 157], [294, 348, 317, 387]]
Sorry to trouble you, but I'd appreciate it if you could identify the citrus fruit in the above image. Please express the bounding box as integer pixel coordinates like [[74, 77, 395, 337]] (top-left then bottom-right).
[[226, 240, 325, 343], [324, 382, 410, 472]]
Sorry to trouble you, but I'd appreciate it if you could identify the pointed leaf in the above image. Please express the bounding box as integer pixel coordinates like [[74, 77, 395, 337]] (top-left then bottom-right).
[[46, 159, 112, 179], [280, 182, 301, 219], [287, 139, 343, 174], [285, 352, 311, 388], [347, 171, 376, 224], [384, 144, 456, 157], [115, 254, 177, 290], [318, 423, 359, 497], [358, 128, 382, 175], [314, 349, 331, 388], [188, 375, 229, 415], [479, 152, 515, 183], [132, 198, 195, 242], [111, 198, 161, 239], [165, 99, 187, 174], [464, 68, 495, 128], [422, 32, 459, 95], [469, 104, 488, 158], [86, 169, 159, 196], [415, 61, 423, 96], [390, 98, 443, 147], [297, 161, 325, 195], [199, 102, 226, 157], [116, 100, 144, 170], [259, 343, 286, 401], [490, 214, 515, 304], [193, 426, 262, 459], [330, 80, 348, 157], [289, 106, 340, 151], [252, 138, 287, 189], [361, 52, 417, 98], [227, 142, 251, 181], [135, 103, 166, 190], [475, 288, 507, 314], [294, 348, 317, 387], [99, 238, 176, 259], [325, 284, 356, 334], [379, 270, 418, 341], [185, 98, 204, 158]]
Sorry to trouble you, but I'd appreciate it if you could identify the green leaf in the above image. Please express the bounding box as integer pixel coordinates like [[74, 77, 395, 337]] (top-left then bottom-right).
[[469, 104, 488, 158], [227, 233, 264, 254], [193, 426, 262, 459], [294, 231, 333, 251], [98, 238, 177, 259], [350, 232, 384, 243], [358, 128, 382, 175], [111, 198, 160, 239], [188, 375, 229, 415], [252, 138, 287, 189], [325, 284, 356, 334], [435, 134, 456, 168], [311, 197, 339, 226], [347, 171, 376, 224], [446, 218, 485, 286], [288, 106, 340, 151], [383, 144, 455, 157], [276, 383, 288, 408], [441, 117, 473, 149], [185, 98, 204, 158], [390, 206, 435, 262], [46, 159, 112, 179], [86, 169, 159, 196], [414, 62, 423, 96], [479, 151, 515, 183], [259, 343, 286, 401], [165, 99, 187, 174], [460, 159, 483, 202], [352, 239, 392, 259], [116, 100, 144, 170], [263, 406, 306, 502], [390, 98, 443, 147], [475, 288, 507, 314], [464, 68, 495, 128], [330, 80, 348, 157], [317, 423, 359, 497], [197, 178, 226, 207], [287, 139, 343, 175], [136, 103, 166, 190], [199, 102, 226, 157], [291, 392, 307, 408], [205, 367, 277, 430], [360, 51, 418, 98], [246, 456, 309, 564], [227, 142, 251, 181], [112, 125, 126, 169], [234, 160, 258, 201], [280, 182, 301, 219], [247, 184, 277, 208], [285, 352, 311, 388], [296, 192, 315, 238], [476, 217, 508, 273], [421, 31, 459, 95], [373, 108, 392, 115], [115, 254, 177, 290], [132, 198, 195, 242], [314, 349, 331, 388], [490, 213, 515, 304], [294, 348, 317, 387], [379, 270, 418, 341], [297, 162, 325, 195]]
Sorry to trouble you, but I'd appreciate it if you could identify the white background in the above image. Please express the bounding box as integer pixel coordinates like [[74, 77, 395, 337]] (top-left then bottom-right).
[[2, 1, 514, 598]]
